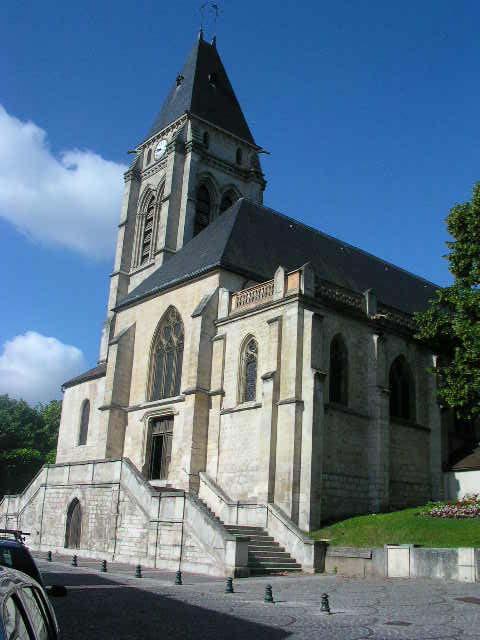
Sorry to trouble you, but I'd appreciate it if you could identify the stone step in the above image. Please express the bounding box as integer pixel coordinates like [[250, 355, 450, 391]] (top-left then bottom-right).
[[249, 566, 302, 575], [249, 558, 300, 567], [248, 550, 292, 559], [225, 526, 264, 533], [249, 545, 285, 553]]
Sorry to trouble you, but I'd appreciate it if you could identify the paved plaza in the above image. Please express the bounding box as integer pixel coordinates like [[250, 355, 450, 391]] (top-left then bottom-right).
[[37, 554, 480, 639]]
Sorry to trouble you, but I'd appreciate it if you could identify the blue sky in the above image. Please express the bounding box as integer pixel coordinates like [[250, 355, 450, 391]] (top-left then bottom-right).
[[1, 0, 479, 403]]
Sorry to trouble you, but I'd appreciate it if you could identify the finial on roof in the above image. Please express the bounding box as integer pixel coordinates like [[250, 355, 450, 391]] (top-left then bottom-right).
[[211, 35, 217, 47]]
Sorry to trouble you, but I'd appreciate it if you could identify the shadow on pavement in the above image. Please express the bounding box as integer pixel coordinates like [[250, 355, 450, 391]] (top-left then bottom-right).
[[45, 571, 291, 640], [43, 571, 118, 586]]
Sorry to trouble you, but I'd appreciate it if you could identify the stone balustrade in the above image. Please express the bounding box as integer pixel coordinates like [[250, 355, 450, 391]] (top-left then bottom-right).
[[230, 279, 274, 312]]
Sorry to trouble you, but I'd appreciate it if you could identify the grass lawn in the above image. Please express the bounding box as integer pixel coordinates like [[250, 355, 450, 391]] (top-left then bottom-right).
[[310, 505, 480, 548]]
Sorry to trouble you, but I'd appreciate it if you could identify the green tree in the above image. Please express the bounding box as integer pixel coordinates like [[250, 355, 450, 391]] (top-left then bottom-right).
[[415, 182, 480, 420], [0, 396, 61, 497]]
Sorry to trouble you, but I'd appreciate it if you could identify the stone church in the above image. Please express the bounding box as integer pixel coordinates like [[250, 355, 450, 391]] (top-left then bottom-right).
[[0, 33, 448, 576]]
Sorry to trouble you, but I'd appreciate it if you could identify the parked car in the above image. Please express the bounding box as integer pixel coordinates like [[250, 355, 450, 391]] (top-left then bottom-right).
[[0, 531, 43, 587], [0, 565, 63, 639]]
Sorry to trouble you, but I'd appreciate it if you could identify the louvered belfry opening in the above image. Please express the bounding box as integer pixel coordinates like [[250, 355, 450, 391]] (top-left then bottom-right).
[[65, 499, 82, 549], [193, 184, 211, 236], [150, 307, 184, 400], [141, 195, 156, 264], [220, 190, 236, 214], [148, 417, 173, 480]]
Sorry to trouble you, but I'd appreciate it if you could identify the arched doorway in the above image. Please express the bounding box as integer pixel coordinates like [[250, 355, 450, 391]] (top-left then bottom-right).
[[65, 499, 82, 549]]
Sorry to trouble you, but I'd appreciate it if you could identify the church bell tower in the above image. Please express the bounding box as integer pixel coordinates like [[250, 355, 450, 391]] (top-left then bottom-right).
[[99, 31, 266, 362]]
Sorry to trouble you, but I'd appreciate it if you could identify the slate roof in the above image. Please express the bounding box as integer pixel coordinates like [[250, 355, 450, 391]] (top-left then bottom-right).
[[117, 198, 439, 315], [451, 447, 480, 471], [62, 363, 107, 390], [146, 36, 255, 144]]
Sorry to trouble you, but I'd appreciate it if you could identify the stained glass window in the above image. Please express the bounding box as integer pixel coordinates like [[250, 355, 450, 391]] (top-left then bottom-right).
[[329, 335, 348, 405], [150, 307, 184, 400], [390, 356, 415, 421], [78, 400, 90, 445], [241, 338, 258, 403]]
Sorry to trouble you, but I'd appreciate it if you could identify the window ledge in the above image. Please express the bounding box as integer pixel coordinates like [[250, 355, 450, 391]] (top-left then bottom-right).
[[390, 418, 430, 432], [129, 260, 154, 277], [325, 402, 370, 421], [221, 401, 261, 415], [126, 396, 185, 412]]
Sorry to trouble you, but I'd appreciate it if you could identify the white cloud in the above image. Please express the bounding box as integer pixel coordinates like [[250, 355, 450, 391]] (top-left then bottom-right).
[[0, 105, 127, 259], [0, 331, 87, 404]]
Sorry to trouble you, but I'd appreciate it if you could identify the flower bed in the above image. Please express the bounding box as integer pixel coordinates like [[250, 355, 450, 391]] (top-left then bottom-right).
[[423, 494, 480, 519]]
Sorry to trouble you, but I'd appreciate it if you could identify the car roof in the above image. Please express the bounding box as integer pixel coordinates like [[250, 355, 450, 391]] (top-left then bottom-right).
[[0, 539, 24, 549]]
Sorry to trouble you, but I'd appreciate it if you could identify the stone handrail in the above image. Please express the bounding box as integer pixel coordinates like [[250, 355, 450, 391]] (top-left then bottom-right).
[[266, 504, 326, 573], [231, 280, 274, 313], [198, 472, 326, 573]]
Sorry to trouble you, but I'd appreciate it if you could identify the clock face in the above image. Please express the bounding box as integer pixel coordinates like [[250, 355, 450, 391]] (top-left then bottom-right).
[[154, 139, 167, 160]]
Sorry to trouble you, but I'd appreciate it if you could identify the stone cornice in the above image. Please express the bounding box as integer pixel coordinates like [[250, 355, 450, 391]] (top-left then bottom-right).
[[138, 115, 188, 150]]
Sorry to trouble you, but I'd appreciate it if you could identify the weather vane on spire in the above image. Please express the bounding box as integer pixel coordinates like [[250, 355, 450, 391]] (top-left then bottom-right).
[[200, 1, 222, 40]]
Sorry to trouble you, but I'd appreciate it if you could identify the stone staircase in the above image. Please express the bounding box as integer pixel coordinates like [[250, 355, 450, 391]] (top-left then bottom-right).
[[199, 500, 302, 575]]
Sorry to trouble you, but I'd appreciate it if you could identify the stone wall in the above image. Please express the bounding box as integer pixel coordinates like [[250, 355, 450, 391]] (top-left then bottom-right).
[[321, 406, 370, 521], [0, 459, 248, 577], [56, 375, 107, 464], [389, 422, 431, 509]]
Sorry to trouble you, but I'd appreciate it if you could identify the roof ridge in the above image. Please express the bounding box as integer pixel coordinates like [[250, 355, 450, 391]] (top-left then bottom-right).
[[241, 197, 441, 290]]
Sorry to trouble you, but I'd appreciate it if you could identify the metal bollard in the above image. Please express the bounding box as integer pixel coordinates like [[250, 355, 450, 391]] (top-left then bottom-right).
[[135, 564, 142, 578], [71, 555, 78, 567], [175, 570, 183, 585], [101, 560, 107, 573], [321, 593, 331, 614], [47, 551, 52, 562], [225, 577, 234, 594], [264, 584, 274, 603]]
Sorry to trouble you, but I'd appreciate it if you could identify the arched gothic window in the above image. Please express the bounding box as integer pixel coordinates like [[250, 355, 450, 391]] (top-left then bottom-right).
[[219, 190, 237, 214], [140, 194, 156, 264], [389, 356, 415, 421], [65, 499, 82, 549], [149, 307, 184, 400], [240, 337, 258, 403], [193, 185, 211, 236], [329, 334, 348, 405], [78, 400, 90, 446]]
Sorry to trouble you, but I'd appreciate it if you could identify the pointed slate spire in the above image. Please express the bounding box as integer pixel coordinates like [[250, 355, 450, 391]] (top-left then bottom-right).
[[146, 37, 255, 144]]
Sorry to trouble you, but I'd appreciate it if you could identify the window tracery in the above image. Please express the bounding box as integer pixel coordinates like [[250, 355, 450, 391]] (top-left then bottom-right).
[[240, 337, 258, 403], [149, 307, 184, 400]]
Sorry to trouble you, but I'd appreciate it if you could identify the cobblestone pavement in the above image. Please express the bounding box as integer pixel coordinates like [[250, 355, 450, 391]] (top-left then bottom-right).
[[36, 554, 480, 639]]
